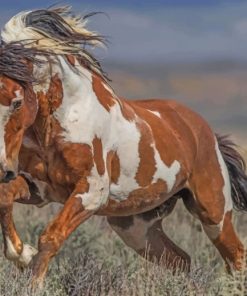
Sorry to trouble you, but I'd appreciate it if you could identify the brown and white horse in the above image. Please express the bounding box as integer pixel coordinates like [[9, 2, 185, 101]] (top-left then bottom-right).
[[0, 7, 246, 286]]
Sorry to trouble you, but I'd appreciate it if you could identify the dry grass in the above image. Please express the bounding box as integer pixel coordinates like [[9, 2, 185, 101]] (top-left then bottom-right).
[[0, 199, 245, 296]]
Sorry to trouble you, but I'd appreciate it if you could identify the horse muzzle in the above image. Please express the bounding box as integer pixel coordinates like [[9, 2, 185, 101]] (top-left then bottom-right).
[[2, 170, 16, 183], [0, 163, 17, 183]]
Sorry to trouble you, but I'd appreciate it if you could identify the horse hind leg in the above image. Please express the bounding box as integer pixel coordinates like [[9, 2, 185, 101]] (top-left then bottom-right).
[[183, 188, 244, 272], [107, 197, 191, 272], [184, 140, 244, 272]]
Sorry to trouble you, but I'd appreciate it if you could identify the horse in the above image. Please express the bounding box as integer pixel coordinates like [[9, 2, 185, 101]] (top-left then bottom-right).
[[0, 7, 246, 286]]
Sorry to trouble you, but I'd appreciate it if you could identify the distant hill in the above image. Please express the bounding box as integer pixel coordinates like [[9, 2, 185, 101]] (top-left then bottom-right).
[[105, 60, 247, 145]]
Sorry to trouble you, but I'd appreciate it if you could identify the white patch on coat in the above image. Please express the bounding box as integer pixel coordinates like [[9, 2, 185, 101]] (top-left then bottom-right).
[[76, 165, 109, 211], [53, 58, 110, 144], [53, 58, 141, 201], [109, 107, 141, 200], [148, 110, 161, 118], [203, 141, 233, 241], [152, 144, 181, 192], [215, 141, 233, 214]]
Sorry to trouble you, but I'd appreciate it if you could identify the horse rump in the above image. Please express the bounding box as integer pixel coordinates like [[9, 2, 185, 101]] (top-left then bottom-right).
[[216, 134, 247, 211]]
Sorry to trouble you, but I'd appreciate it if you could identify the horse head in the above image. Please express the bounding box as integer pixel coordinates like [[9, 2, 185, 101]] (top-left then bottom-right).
[[0, 7, 109, 184], [0, 43, 38, 182]]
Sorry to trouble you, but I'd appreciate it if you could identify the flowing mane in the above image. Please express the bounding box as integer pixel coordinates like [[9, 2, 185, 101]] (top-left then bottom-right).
[[1, 6, 109, 81], [0, 42, 50, 85]]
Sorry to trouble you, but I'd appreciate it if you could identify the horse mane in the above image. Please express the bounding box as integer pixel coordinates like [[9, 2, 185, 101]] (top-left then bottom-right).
[[0, 42, 47, 85], [1, 6, 109, 82]]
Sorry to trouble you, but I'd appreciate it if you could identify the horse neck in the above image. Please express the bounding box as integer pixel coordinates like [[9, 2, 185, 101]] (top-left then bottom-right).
[[34, 56, 119, 146], [59, 57, 116, 113]]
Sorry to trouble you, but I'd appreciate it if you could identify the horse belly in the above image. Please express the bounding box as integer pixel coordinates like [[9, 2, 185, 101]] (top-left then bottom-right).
[[98, 179, 181, 216]]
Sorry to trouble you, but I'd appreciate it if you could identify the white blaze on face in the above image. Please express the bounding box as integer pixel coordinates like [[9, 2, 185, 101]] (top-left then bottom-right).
[[10, 90, 24, 113], [13, 90, 24, 101], [0, 104, 10, 168], [0, 90, 24, 168]]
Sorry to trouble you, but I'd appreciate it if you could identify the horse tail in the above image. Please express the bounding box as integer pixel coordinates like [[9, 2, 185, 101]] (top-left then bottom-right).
[[216, 134, 247, 211]]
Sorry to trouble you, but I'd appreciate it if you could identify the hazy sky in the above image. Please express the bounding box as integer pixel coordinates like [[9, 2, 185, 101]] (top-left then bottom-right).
[[1, 0, 247, 62]]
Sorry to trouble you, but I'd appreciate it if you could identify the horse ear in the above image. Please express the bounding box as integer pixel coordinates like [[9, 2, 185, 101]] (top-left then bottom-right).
[[23, 84, 38, 127]]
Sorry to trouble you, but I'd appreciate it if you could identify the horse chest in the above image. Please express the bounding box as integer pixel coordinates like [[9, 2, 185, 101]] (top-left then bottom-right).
[[20, 146, 74, 205]]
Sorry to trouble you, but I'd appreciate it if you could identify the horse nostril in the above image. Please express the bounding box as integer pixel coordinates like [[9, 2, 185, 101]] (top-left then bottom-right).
[[3, 171, 16, 183]]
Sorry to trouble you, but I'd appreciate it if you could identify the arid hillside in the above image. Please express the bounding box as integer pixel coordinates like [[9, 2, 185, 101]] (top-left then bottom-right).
[[106, 60, 247, 145]]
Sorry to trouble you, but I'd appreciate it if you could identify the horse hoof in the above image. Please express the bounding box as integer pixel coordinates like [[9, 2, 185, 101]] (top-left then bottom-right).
[[18, 244, 38, 267]]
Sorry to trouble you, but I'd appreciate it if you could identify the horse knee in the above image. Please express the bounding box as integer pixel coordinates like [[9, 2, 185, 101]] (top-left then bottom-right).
[[38, 232, 63, 257]]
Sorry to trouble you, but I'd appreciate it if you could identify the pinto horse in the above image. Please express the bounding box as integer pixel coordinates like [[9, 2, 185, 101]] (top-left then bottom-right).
[[0, 7, 246, 285]]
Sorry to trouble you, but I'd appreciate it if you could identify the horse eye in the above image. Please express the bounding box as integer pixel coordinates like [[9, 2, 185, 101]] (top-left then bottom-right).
[[12, 100, 22, 110]]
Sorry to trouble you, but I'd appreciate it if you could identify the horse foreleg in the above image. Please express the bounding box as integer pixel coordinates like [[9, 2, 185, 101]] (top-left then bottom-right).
[[30, 194, 94, 286], [0, 206, 38, 267], [0, 176, 38, 267]]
